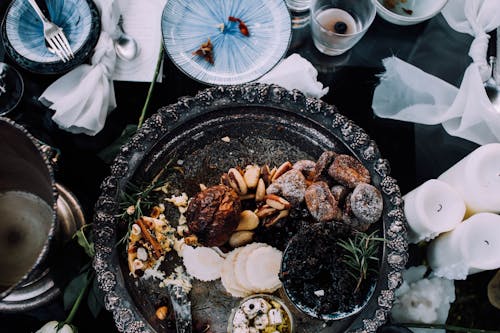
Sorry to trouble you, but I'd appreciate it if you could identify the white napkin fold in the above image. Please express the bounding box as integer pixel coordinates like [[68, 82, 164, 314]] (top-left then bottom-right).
[[373, 56, 500, 145], [442, 0, 500, 81], [113, 0, 166, 82], [258, 53, 329, 98], [372, 0, 500, 145], [39, 0, 121, 136]]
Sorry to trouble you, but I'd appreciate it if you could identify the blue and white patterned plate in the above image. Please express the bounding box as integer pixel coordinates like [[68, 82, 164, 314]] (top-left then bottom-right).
[[1, 0, 100, 74], [161, 0, 292, 85]]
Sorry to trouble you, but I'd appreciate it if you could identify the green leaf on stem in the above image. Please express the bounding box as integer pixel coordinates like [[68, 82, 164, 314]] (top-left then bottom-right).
[[87, 277, 104, 318], [74, 226, 95, 258], [63, 272, 90, 311]]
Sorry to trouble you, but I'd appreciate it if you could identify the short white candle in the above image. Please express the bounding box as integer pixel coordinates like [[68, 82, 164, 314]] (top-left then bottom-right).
[[403, 179, 466, 243], [427, 213, 500, 280], [438, 143, 500, 215]]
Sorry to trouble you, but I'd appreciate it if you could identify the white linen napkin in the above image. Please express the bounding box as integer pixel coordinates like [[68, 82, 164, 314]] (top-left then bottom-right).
[[441, 0, 500, 81], [258, 53, 329, 98], [39, 0, 121, 136], [373, 56, 500, 145], [372, 0, 500, 145], [113, 0, 166, 82]]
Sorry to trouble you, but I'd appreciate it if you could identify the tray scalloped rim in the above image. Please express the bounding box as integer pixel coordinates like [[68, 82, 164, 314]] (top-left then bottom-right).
[[92, 83, 409, 333]]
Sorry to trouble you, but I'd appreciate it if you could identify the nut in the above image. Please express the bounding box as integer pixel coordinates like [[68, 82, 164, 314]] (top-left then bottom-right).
[[255, 205, 278, 218], [265, 194, 291, 210], [236, 210, 260, 231], [199, 183, 207, 191], [261, 165, 272, 185], [263, 210, 289, 227], [239, 193, 256, 201], [156, 306, 169, 320], [228, 168, 248, 195], [244, 165, 261, 189], [255, 178, 266, 202], [271, 161, 293, 182], [229, 230, 254, 248]]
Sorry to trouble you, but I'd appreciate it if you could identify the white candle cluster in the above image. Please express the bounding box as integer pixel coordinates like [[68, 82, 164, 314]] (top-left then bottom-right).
[[403, 179, 465, 243], [402, 143, 500, 280]]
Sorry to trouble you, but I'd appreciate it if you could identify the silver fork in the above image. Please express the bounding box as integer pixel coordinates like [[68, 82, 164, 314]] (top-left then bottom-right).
[[27, 0, 74, 63]]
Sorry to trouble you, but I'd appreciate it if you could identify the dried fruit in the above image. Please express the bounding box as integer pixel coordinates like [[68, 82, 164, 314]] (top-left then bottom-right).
[[350, 183, 383, 225], [328, 154, 370, 188], [228, 16, 250, 37], [266, 169, 307, 206], [192, 38, 214, 64], [304, 181, 342, 222], [314, 151, 337, 181]]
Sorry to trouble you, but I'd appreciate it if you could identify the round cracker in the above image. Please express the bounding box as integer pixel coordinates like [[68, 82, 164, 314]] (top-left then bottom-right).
[[183, 246, 223, 282], [234, 243, 267, 293], [220, 248, 249, 297], [245, 246, 282, 292]]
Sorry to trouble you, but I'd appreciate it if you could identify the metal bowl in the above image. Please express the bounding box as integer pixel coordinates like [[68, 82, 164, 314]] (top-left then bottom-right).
[[93, 83, 408, 333]]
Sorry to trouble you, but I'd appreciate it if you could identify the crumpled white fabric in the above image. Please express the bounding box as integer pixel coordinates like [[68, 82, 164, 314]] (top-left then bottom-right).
[[372, 0, 500, 145], [442, 0, 500, 81], [373, 56, 500, 144], [39, 0, 121, 136], [258, 53, 329, 98]]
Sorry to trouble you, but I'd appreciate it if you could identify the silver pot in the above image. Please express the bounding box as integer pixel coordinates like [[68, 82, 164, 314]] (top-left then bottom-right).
[[0, 117, 58, 300]]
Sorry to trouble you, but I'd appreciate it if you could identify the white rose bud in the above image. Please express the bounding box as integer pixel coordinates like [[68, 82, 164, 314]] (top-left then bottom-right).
[[36, 321, 74, 333]]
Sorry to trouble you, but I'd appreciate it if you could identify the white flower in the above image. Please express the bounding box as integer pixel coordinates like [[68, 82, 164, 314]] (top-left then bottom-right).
[[36, 321, 74, 333]]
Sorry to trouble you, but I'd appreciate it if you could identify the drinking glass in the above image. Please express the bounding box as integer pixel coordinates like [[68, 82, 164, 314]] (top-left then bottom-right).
[[311, 0, 376, 56], [285, 0, 311, 12]]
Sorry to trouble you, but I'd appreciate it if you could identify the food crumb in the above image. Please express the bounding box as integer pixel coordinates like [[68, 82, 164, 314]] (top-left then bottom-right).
[[221, 136, 230, 142], [314, 290, 325, 297]]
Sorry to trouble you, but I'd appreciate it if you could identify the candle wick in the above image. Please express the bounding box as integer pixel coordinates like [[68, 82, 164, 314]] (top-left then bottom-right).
[[436, 204, 443, 212]]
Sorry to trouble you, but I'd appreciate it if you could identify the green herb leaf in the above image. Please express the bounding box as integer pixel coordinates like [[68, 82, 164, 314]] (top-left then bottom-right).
[[74, 227, 95, 258], [87, 277, 104, 318], [63, 272, 90, 311]]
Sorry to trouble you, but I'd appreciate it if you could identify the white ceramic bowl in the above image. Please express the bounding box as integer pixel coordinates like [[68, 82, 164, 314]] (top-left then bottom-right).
[[374, 0, 448, 26]]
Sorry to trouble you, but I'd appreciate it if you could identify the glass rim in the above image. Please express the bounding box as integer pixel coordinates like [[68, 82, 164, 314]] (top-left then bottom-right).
[[311, 2, 376, 37]]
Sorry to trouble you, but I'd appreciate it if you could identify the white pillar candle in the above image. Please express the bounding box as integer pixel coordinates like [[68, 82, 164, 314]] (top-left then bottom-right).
[[438, 143, 500, 215], [403, 179, 466, 243], [427, 213, 500, 280]]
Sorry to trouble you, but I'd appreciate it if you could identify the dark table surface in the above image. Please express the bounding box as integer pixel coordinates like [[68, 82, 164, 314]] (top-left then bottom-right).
[[0, 1, 498, 332]]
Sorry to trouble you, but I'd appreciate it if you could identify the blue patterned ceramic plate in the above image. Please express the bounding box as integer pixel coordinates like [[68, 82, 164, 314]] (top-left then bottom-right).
[[1, 0, 100, 74], [0, 62, 23, 115], [161, 0, 292, 85]]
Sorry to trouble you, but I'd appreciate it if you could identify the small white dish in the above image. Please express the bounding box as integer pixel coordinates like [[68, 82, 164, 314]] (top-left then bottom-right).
[[374, 0, 448, 26]]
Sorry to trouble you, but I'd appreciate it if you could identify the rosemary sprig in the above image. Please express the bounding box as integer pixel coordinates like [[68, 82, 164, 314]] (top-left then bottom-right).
[[338, 230, 385, 293], [116, 158, 179, 245]]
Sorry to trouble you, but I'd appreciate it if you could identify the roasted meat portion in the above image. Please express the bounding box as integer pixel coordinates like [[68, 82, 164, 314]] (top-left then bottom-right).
[[186, 185, 242, 246]]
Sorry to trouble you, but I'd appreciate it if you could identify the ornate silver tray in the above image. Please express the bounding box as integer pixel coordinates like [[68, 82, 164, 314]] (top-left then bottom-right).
[[93, 83, 408, 333]]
